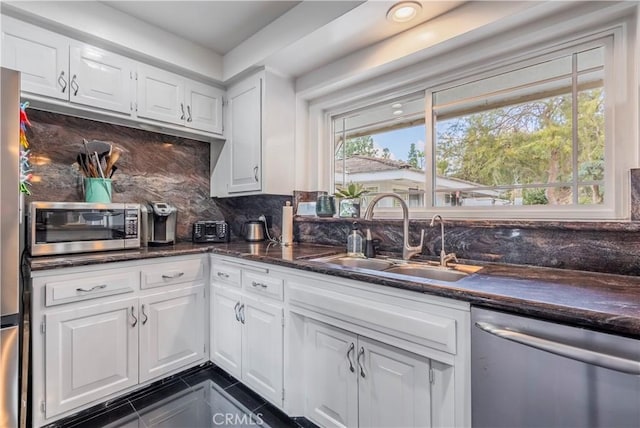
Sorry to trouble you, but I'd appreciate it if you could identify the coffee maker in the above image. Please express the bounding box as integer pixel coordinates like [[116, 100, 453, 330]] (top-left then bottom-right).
[[145, 202, 177, 246]]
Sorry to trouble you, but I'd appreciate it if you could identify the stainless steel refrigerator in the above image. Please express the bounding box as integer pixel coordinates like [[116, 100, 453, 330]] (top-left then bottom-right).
[[1, 67, 22, 428]]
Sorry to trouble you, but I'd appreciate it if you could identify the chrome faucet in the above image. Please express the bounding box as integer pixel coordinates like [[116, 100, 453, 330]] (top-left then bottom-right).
[[363, 193, 424, 260], [430, 214, 457, 267]]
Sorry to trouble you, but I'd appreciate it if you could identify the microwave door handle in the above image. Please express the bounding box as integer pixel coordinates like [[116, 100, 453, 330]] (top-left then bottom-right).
[[475, 322, 640, 375]]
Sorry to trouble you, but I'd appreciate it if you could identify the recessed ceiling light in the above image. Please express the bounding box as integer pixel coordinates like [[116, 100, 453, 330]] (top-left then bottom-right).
[[393, 109, 404, 115], [387, 1, 422, 23], [391, 103, 403, 109]]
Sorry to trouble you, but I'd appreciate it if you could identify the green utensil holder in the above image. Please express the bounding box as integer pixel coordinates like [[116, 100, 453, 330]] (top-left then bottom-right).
[[84, 178, 112, 203]]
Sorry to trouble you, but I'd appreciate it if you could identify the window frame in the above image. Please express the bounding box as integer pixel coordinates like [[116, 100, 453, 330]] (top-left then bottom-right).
[[326, 24, 633, 220]]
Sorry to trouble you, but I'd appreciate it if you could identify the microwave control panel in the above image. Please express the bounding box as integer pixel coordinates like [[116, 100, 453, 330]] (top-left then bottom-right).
[[125, 209, 139, 238]]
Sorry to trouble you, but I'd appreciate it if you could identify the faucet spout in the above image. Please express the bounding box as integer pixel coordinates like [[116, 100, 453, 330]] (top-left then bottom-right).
[[363, 193, 424, 260], [430, 214, 457, 267]]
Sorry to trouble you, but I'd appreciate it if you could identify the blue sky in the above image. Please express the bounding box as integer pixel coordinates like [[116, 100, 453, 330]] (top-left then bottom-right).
[[371, 125, 427, 162]]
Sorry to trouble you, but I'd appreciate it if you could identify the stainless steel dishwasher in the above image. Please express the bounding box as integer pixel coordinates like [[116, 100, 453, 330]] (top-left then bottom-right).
[[471, 307, 640, 428]]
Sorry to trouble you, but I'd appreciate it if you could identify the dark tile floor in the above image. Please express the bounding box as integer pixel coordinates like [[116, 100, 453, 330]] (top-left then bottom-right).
[[43, 363, 315, 428]]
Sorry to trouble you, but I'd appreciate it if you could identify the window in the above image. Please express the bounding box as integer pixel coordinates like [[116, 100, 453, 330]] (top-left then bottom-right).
[[432, 44, 605, 209], [331, 35, 624, 219], [334, 93, 427, 212]]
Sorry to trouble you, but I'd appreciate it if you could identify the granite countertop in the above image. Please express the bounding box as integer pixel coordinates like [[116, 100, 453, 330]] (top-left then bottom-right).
[[29, 241, 640, 339]]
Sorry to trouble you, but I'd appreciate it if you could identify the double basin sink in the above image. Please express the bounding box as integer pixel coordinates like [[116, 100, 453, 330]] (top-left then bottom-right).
[[309, 254, 483, 282]]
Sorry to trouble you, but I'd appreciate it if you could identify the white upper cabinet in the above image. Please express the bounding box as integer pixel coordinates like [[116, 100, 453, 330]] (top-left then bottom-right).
[[137, 64, 185, 126], [1, 15, 134, 115], [137, 63, 223, 134], [1, 15, 69, 100], [69, 42, 133, 114], [226, 73, 262, 193], [211, 69, 295, 197], [186, 80, 224, 134], [1, 14, 225, 139]]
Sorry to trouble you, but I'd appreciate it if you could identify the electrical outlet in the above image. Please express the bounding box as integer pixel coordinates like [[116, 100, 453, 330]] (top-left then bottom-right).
[[257, 214, 273, 229]]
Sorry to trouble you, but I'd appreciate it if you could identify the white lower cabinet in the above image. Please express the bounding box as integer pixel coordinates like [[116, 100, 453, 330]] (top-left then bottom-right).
[[211, 285, 243, 378], [32, 255, 208, 427], [305, 320, 430, 428], [210, 285, 284, 406], [286, 271, 470, 428], [139, 285, 205, 383], [210, 256, 284, 407], [358, 337, 431, 428], [44, 297, 139, 418], [305, 320, 358, 428], [241, 293, 283, 402]]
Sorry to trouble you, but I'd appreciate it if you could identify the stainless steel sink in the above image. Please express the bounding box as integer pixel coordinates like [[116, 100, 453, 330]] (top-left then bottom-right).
[[309, 255, 395, 271], [385, 265, 469, 282], [309, 254, 482, 282]]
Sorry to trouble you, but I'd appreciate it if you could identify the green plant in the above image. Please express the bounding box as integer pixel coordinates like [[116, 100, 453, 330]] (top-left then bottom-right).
[[334, 182, 369, 199]]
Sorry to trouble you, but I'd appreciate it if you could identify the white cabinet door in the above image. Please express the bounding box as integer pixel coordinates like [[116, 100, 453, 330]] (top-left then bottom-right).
[[210, 285, 243, 379], [69, 42, 133, 114], [357, 337, 431, 428], [137, 64, 185, 126], [1, 15, 69, 100], [185, 80, 223, 134], [304, 320, 358, 428], [226, 73, 262, 193], [44, 297, 139, 418], [241, 293, 283, 406], [139, 285, 205, 383]]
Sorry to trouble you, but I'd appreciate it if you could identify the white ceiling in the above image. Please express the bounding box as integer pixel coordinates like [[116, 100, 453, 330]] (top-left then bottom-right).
[[101, 1, 302, 55], [100, 1, 465, 78]]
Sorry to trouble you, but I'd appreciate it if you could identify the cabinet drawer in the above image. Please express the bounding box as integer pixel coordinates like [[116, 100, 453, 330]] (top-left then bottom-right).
[[141, 258, 204, 289], [211, 263, 241, 288], [242, 271, 283, 301], [45, 271, 137, 307]]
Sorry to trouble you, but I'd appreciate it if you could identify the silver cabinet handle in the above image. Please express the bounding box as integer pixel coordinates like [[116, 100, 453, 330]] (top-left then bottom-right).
[[253, 166, 259, 182], [251, 281, 268, 289], [234, 302, 241, 322], [130, 306, 137, 327], [186, 105, 192, 122], [475, 322, 640, 375], [141, 304, 148, 325], [239, 304, 245, 324], [162, 272, 184, 280], [76, 284, 107, 292], [346, 343, 355, 373], [180, 103, 185, 120], [357, 346, 366, 378], [217, 272, 230, 279], [70, 74, 79, 96], [58, 71, 67, 93]]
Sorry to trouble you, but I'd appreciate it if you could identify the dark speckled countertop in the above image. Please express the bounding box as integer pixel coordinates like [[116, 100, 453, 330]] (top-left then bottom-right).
[[29, 241, 640, 339]]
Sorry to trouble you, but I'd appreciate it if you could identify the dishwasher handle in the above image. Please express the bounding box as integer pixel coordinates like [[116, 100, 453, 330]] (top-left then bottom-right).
[[475, 321, 640, 375]]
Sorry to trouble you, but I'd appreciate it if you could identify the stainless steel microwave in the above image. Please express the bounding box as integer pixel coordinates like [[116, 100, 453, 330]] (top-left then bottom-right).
[[29, 202, 141, 256]]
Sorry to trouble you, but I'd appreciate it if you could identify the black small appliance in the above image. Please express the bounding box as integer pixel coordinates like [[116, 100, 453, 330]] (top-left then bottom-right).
[[192, 220, 230, 243]]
